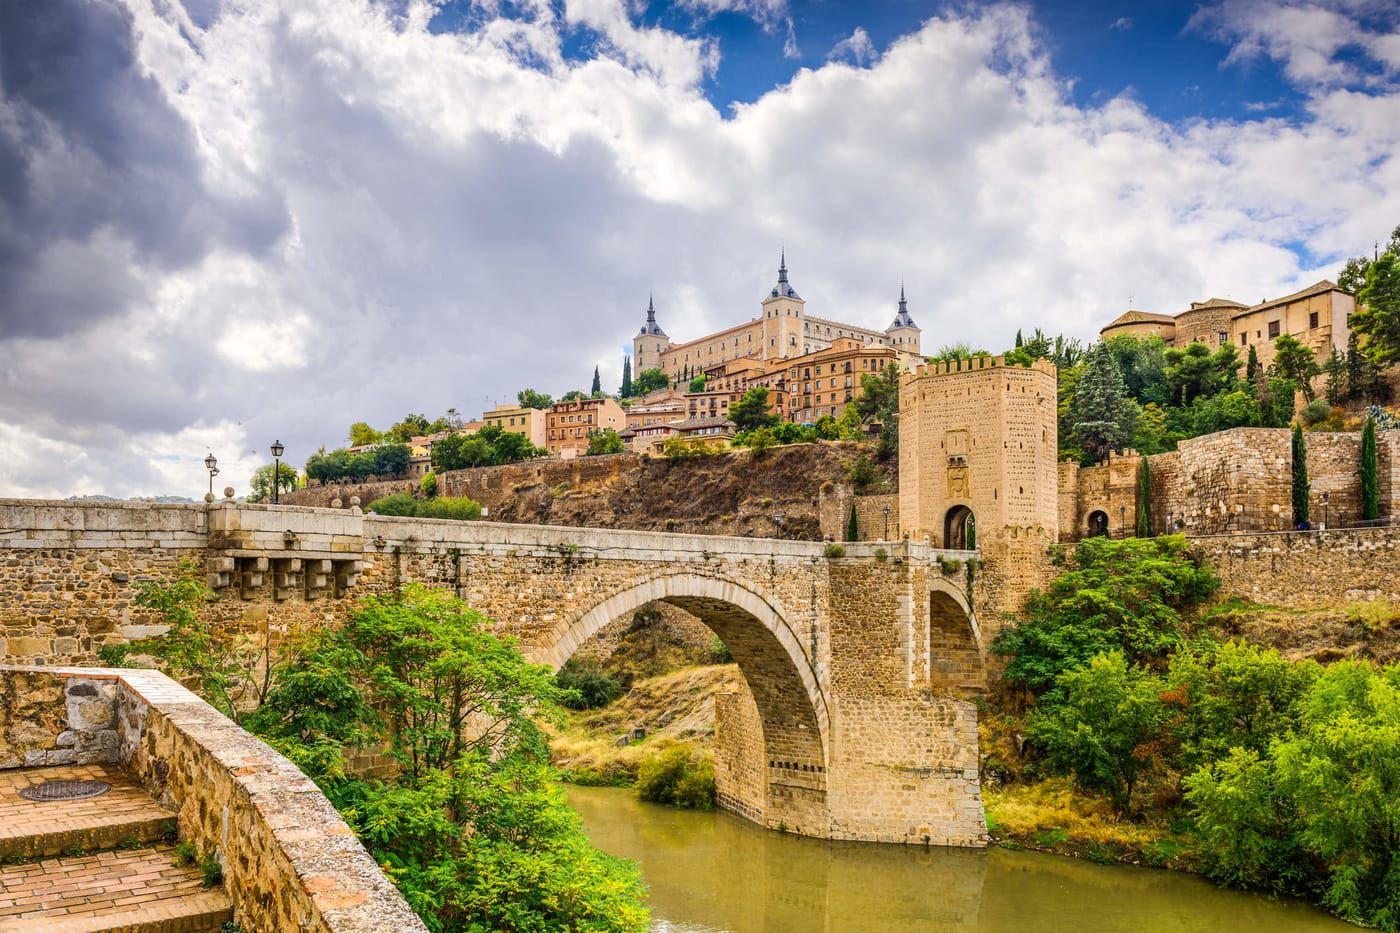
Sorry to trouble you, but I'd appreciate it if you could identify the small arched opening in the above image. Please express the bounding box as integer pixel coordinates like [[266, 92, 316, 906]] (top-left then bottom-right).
[[944, 506, 975, 550], [1086, 510, 1109, 538], [928, 583, 985, 696]]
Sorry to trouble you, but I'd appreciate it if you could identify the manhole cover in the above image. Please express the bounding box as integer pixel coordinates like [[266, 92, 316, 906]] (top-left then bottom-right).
[[18, 780, 112, 802]]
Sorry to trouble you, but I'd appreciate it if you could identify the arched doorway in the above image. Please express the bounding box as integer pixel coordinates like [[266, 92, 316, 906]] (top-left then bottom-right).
[[944, 506, 975, 550], [1086, 510, 1109, 537], [546, 574, 828, 837]]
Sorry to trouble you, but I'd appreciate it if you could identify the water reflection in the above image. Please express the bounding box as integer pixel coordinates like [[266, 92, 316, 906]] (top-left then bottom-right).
[[567, 786, 1351, 933]]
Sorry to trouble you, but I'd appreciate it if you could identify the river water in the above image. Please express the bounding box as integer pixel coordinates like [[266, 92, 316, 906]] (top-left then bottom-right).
[[567, 786, 1352, 932]]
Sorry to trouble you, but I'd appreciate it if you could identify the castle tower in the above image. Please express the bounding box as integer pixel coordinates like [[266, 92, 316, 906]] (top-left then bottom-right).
[[886, 284, 922, 357], [899, 355, 1059, 624], [633, 294, 671, 374], [759, 250, 806, 360]]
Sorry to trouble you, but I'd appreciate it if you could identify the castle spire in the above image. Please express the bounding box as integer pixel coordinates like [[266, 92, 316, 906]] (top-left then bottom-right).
[[889, 282, 916, 329], [638, 292, 666, 337], [768, 249, 800, 300], [778, 249, 788, 285]]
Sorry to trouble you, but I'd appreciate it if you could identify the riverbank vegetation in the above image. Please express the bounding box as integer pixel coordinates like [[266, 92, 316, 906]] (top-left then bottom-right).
[[106, 572, 649, 933], [989, 536, 1400, 931]]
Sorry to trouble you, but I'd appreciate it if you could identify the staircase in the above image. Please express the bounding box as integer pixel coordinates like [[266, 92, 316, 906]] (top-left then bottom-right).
[[0, 764, 232, 932]]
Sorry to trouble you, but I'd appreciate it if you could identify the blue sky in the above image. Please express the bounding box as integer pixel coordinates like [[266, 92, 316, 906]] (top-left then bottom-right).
[[1, 0, 1397, 496]]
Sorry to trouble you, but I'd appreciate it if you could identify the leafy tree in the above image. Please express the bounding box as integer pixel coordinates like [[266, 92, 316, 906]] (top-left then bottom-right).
[[635, 744, 715, 810], [633, 367, 669, 396], [846, 454, 878, 488], [555, 657, 624, 710], [1292, 423, 1310, 527], [1135, 457, 1151, 537], [1349, 225, 1400, 367], [1024, 651, 1168, 815], [1362, 418, 1380, 521], [1105, 335, 1169, 406], [1272, 335, 1319, 402], [1186, 388, 1260, 435], [249, 462, 300, 502], [349, 421, 382, 447], [927, 343, 990, 363], [560, 389, 586, 402], [1069, 342, 1137, 462], [1323, 348, 1347, 406], [619, 356, 632, 398], [420, 472, 437, 498], [687, 374, 707, 393], [1132, 402, 1172, 455], [1346, 330, 1365, 402], [1164, 343, 1240, 406], [306, 443, 411, 484], [854, 363, 902, 459], [591, 365, 602, 396], [813, 414, 840, 440], [517, 389, 553, 410], [730, 386, 779, 432], [432, 425, 542, 471], [1245, 344, 1261, 387], [387, 414, 432, 443], [585, 428, 625, 456], [993, 535, 1219, 692]]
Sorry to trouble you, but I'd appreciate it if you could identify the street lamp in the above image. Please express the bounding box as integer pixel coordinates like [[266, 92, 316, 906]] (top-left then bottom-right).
[[204, 453, 219, 501], [773, 511, 784, 540], [882, 504, 891, 541], [1321, 491, 1329, 530], [1120, 504, 1126, 539], [270, 440, 285, 504]]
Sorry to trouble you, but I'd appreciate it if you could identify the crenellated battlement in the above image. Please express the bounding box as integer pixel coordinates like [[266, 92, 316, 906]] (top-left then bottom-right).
[[904, 354, 1057, 381]]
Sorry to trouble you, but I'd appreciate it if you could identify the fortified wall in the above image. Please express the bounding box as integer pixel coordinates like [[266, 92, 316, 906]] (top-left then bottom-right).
[[1059, 427, 1400, 540]]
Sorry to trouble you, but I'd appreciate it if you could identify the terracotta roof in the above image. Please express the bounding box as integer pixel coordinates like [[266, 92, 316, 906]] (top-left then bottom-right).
[[1101, 309, 1176, 330], [1186, 297, 1248, 311], [674, 416, 736, 432], [1233, 280, 1341, 319]]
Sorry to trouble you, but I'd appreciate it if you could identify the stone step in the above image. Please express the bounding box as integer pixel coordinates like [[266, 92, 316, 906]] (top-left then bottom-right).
[[0, 766, 177, 862], [0, 844, 233, 932]]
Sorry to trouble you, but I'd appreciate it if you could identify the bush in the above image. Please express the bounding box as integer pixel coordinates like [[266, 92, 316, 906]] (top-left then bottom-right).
[[420, 472, 436, 498], [1299, 398, 1331, 427], [709, 635, 732, 664], [635, 744, 715, 810], [367, 493, 482, 521], [823, 543, 845, 558], [847, 455, 878, 488], [555, 657, 625, 710], [306, 443, 412, 484]]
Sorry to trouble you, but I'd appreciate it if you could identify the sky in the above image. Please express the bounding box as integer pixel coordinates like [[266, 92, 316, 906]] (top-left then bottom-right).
[[0, 0, 1397, 499]]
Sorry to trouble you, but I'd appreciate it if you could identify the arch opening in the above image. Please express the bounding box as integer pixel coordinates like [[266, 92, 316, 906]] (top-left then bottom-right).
[[928, 587, 985, 696], [1086, 510, 1109, 538], [546, 574, 829, 837], [944, 505, 975, 549]]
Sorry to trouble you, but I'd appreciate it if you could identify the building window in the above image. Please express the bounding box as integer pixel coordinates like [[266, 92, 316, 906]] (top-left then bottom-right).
[[1268, 321, 1281, 339], [1219, 331, 1228, 345], [1240, 333, 1247, 346], [1309, 311, 1319, 329]]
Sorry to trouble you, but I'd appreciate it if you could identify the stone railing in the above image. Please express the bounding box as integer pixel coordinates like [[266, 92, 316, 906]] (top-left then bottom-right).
[[0, 665, 426, 933]]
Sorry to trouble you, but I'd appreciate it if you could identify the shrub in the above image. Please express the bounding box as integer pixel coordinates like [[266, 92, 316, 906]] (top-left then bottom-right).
[[635, 744, 715, 810], [555, 657, 625, 710], [847, 454, 878, 488], [366, 491, 417, 516], [709, 635, 732, 664], [420, 472, 436, 498], [823, 543, 845, 558], [414, 496, 482, 521], [1299, 398, 1331, 427]]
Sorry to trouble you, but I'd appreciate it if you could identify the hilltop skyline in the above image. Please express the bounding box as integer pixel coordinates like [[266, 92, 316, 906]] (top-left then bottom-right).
[[0, 0, 1397, 498]]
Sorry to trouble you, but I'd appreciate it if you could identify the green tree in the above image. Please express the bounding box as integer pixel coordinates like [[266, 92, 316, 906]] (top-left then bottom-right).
[[249, 463, 300, 503], [1349, 226, 1400, 367], [1272, 335, 1319, 402], [591, 365, 602, 396], [1104, 335, 1170, 406], [1131, 402, 1172, 455], [348, 422, 382, 447], [1069, 343, 1137, 462], [992, 535, 1219, 692], [387, 414, 431, 443], [853, 363, 902, 459], [1323, 348, 1347, 406], [1024, 651, 1168, 815], [846, 503, 858, 542], [1245, 344, 1261, 386], [1362, 418, 1380, 521], [585, 428, 625, 456], [1164, 342, 1240, 406], [1346, 330, 1365, 402], [1183, 748, 1307, 893], [1135, 457, 1151, 537], [517, 389, 553, 410], [561, 389, 586, 402], [730, 387, 778, 432], [619, 356, 632, 398], [1292, 423, 1310, 527], [633, 367, 669, 395], [687, 374, 707, 393]]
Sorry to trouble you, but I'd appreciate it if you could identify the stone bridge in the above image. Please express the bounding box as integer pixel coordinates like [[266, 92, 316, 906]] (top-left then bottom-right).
[[0, 499, 989, 846]]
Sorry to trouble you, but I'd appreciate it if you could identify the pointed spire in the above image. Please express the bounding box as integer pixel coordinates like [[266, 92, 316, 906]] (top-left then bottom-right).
[[638, 292, 666, 338], [898, 282, 907, 315], [890, 281, 916, 329], [778, 249, 788, 285], [647, 293, 656, 322]]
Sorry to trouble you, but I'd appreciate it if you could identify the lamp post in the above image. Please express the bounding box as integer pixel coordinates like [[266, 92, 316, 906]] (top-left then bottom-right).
[[773, 511, 784, 540], [1119, 504, 1126, 539], [270, 440, 285, 504], [882, 504, 891, 541], [1321, 491, 1329, 531], [204, 453, 219, 501]]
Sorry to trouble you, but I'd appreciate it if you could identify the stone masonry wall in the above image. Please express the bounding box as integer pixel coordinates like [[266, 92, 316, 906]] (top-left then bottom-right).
[[1192, 526, 1400, 608], [0, 666, 425, 933], [853, 494, 901, 542]]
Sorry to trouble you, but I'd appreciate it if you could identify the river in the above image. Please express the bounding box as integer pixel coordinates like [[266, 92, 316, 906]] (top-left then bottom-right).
[[566, 786, 1352, 932]]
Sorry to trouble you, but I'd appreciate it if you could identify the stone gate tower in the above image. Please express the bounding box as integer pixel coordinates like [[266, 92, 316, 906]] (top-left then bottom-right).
[[899, 355, 1059, 627]]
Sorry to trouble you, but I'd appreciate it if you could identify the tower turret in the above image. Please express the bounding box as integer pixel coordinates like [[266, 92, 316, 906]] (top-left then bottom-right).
[[885, 283, 922, 360], [760, 251, 805, 359], [633, 293, 671, 376]]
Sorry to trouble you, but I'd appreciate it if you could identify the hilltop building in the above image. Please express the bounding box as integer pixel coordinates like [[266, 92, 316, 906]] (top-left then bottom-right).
[[484, 403, 547, 449], [632, 254, 923, 381], [547, 396, 625, 459], [1099, 281, 1355, 371]]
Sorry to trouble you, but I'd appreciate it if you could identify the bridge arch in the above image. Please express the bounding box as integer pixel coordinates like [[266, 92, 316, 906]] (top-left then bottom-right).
[[543, 572, 829, 835], [926, 575, 985, 696]]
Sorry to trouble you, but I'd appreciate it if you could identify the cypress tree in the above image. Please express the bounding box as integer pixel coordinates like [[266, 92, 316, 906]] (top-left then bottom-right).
[[1015, 329, 1024, 348], [1292, 423, 1310, 528], [1346, 331, 1364, 401], [846, 503, 859, 542], [620, 355, 633, 398], [1323, 347, 1345, 406], [1135, 457, 1151, 537], [1362, 418, 1380, 521], [1246, 344, 1261, 385], [591, 365, 602, 396]]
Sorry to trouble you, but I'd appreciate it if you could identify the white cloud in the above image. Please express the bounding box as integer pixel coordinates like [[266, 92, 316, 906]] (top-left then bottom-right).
[[827, 27, 878, 67], [0, 0, 1397, 499], [1109, 17, 1133, 31]]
